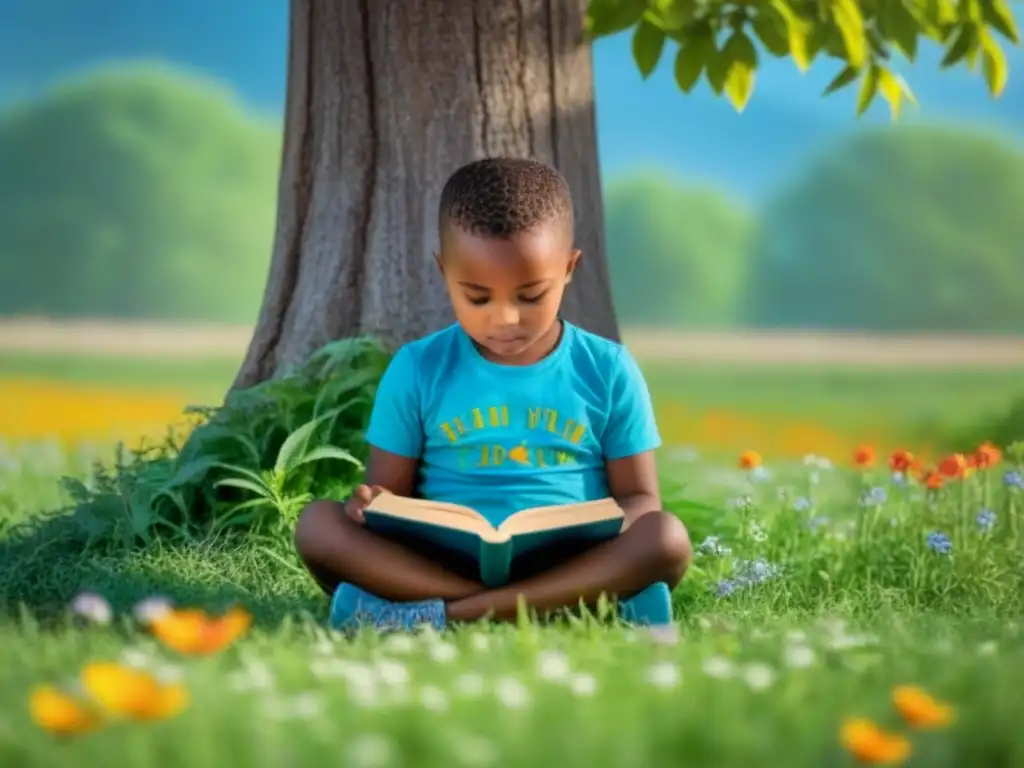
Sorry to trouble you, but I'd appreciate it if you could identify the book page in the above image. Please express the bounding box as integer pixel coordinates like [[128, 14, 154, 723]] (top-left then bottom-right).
[[365, 492, 497, 534], [498, 497, 625, 537]]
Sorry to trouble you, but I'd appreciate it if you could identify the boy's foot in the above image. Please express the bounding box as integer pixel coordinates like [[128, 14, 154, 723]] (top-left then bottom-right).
[[618, 582, 673, 626], [329, 583, 446, 634]]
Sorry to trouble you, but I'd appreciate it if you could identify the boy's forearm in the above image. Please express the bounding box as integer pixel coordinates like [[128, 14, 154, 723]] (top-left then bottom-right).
[[614, 492, 662, 525]]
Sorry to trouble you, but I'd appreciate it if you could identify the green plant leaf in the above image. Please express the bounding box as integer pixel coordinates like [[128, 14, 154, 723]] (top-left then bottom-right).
[[981, 0, 1020, 42], [857, 63, 881, 114], [942, 23, 980, 66], [981, 30, 1010, 95], [882, 0, 921, 60], [771, 0, 812, 71], [214, 477, 273, 498], [646, 0, 695, 30], [832, 0, 869, 68], [752, 4, 791, 56], [211, 462, 266, 486], [673, 26, 713, 92], [633, 17, 668, 78], [721, 31, 759, 112], [824, 64, 861, 94], [877, 66, 915, 119], [585, 0, 649, 38], [274, 411, 338, 476], [292, 445, 365, 471]]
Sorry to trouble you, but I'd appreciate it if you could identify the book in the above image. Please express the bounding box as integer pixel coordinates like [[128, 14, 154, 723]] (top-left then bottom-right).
[[362, 492, 626, 588]]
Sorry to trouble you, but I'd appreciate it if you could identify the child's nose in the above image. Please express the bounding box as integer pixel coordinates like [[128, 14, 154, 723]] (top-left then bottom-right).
[[493, 303, 520, 326]]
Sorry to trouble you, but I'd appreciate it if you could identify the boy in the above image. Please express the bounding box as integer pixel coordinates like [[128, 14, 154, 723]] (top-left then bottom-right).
[[294, 157, 691, 632]]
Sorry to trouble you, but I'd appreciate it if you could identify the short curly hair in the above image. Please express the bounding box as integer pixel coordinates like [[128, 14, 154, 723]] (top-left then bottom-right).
[[438, 157, 574, 241]]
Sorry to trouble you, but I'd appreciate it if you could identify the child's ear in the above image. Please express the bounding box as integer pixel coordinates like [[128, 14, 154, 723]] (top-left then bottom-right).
[[565, 249, 582, 283], [433, 252, 445, 275]]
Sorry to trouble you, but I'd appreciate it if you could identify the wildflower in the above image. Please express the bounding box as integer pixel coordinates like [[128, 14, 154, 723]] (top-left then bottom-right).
[[375, 660, 409, 688], [809, 470, 821, 485], [735, 558, 780, 585], [418, 685, 449, 713], [784, 644, 816, 669], [1005, 470, 1024, 490], [701, 655, 736, 678], [427, 641, 458, 663], [536, 650, 571, 681], [742, 662, 776, 691], [808, 515, 831, 532], [738, 450, 762, 470], [974, 441, 1002, 468], [923, 470, 944, 490], [70, 592, 112, 625], [80, 662, 187, 722], [469, 633, 491, 653], [853, 444, 876, 468], [927, 531, 953, 555], [493, 677, 531, 709], [840, 718, 911, 764], [726, 495, 753, 510], [803, 453, 832, 469], [149, 606, 252, 655], [747, 521, 768, 543], [976, 508, 996, 533], [263, 692, 325, 721], [891, 685, 954, 729], [749, 465, 772, 482], [455, 672, 486, 697], [891, 471, 906, 485], [451, 732, 500, 767], [888, 450, 914, 473], [715, 579, 738, 598], [860, 487, 887, 508], [645, 661, 681, 689], [568, 673, 597, 697], [382, 634, 416, 655], [346, 733, 396, 768], [698, 536, 732, 557], [938, 453, 968, 478], [646, 623, 680, 646], [792, 496, 812, 512], [29, 685, 102, 737], [133, 596, 173, 624]]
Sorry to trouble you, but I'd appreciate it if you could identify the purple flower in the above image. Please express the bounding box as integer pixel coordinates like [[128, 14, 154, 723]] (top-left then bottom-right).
[[927, 531, 953, 555]]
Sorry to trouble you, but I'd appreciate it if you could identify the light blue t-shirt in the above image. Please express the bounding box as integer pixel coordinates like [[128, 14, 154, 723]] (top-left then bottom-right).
[[365, 321, 661, 525]]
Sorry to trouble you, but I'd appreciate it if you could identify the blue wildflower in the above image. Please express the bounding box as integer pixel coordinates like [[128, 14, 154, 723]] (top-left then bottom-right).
[[792, 496, 812, 512], [976, 508, 997, 533], [891, 471, 906, 485], [808, 515, 831, 532], [927, 531, 953, 555], [715, 579, 738, 598], [860, 486, 887, 508], [698, 536, 732, 557], [1005, 470, 1024, 490]]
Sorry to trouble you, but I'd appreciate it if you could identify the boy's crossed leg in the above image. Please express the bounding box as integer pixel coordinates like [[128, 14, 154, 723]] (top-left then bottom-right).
[[294, 500, 692, 629]]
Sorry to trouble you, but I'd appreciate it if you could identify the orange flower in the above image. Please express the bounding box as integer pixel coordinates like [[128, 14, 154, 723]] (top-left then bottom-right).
[[892, 685, 954, 730], [923, 470, 944, 490], [738, 450, 762, 470], [840, 717, 911, 764], [80, 662, 187, 722], [938, 453, 967, 478], [29, 685, 102, 737], [149, 606, 252, 655], [853, 444, 877, 468], [889, 450, 914, 473], [974, 442, 1002, 469]]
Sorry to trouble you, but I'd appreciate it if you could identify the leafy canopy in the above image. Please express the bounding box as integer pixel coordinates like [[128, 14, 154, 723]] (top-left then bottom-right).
[[585, 0, 1020, 116]]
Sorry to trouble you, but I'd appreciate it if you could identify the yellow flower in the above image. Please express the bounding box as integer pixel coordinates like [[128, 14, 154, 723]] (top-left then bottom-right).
[[892, 685, 954, 729], [840, 717, 911, 764], [149, 606, 252, 655], [29, 685, 102, 737], [80, 662, 187, 722]]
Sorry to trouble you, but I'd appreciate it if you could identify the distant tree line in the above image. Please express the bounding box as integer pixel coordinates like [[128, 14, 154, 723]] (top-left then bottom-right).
[[1, 66, 1022, 333]]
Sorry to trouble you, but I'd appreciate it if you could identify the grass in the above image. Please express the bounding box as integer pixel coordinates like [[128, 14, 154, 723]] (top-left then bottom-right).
[[2, 437, 1024, 766]]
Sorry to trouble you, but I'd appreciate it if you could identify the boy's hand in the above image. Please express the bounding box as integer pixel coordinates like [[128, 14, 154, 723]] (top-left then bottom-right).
[[343, 484, 384, 524]]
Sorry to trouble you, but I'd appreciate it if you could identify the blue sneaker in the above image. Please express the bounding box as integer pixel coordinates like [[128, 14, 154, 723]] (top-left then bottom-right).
[[329, 583, 446, 633], [618, 582, 673, 626]]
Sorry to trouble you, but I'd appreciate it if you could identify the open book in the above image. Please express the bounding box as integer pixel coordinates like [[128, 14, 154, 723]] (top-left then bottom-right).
[[362, 492, 626, 587]]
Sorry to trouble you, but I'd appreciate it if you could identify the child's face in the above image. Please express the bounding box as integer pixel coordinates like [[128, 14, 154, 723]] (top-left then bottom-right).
[[437, 221, 579, 364]]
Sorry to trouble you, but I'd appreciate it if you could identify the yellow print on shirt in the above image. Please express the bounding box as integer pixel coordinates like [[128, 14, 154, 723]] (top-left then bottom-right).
[[438, 403, 589, 468]]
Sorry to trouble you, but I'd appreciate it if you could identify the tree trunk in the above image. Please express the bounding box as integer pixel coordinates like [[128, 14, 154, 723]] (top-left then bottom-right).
[[233, 0, 619, 390]]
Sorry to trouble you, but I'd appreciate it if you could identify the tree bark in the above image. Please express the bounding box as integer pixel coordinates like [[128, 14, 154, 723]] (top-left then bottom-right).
[[233, 0, 619, 390]]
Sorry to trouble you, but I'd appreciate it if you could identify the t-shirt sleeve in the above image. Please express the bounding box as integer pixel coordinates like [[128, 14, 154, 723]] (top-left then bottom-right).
[[365, 345, 424, 458], [601, 345, 662, 460]]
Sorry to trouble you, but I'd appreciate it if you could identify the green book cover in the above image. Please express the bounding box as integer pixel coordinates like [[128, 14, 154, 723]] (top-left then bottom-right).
[[362, 494, 625, 588]]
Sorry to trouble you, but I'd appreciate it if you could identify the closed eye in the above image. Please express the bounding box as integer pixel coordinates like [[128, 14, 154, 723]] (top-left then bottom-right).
[[466, 295, 489, 306], [520, 290, 549, 304]]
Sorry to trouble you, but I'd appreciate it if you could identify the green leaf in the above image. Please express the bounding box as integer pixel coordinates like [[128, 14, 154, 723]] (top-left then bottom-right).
[[633, 18, 668, 78], [882, 0, 921, 60], [981, 29, 1010, 95], [771, 0, 812, 71], [673, 28, 713, 92], [211, 461, 266, 486], [214, 477, 273, 498], [292, 445, 365, 471], [832, 0, 869, 68], [646, 0, 696, 31], [275, 411, 337, 476], [877, 66, 914, 119], [585, 0, 649, 38], [705, 44, 730, 94], [981, 0, 1020, 42], [721, 31, 760, 112], [824, 64, 861, 94], [752, 4, 791, 56], [941, 23, 980, 66], [857, 63, 881, 114]]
